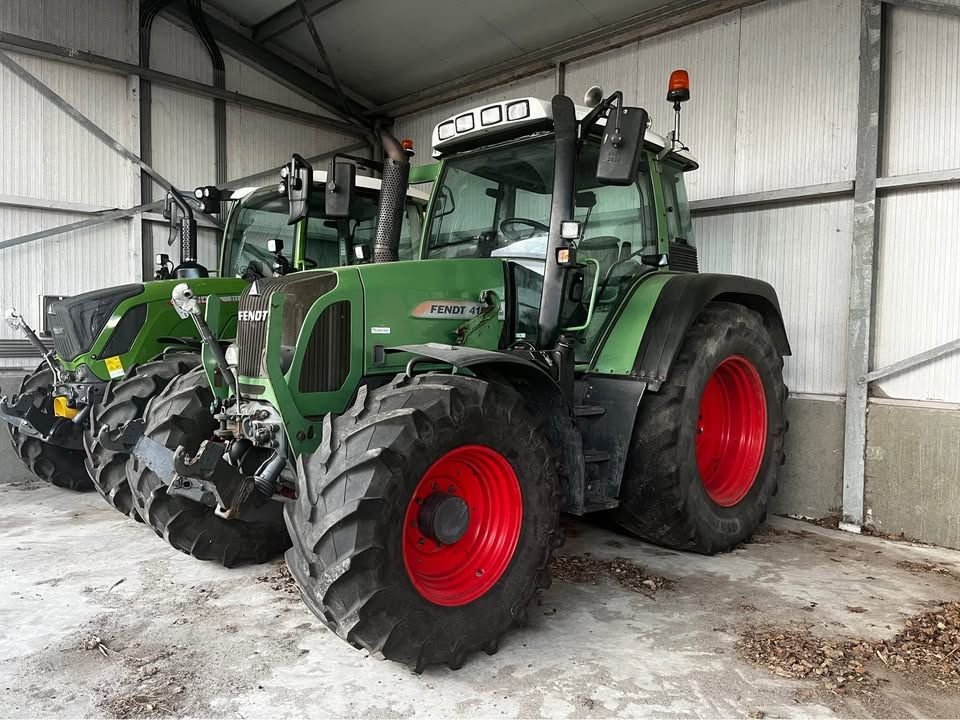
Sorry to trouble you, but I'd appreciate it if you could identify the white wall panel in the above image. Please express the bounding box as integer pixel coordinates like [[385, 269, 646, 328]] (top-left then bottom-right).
[[149, 18, 213, 84], [565, 43, 640, 106], [0, 0, 133, 61], [734, 0, 858, 194], [226, 107, 357, 186], [224, 56, 327, 116], [695, 198, 853, 395], [0, 54, 134, 208], [883, 7, 960, 177], [634, 12, 741, 201], [149, 87, 216, 200], [874, 187, 960, 402], [0, 208, 137, 341]]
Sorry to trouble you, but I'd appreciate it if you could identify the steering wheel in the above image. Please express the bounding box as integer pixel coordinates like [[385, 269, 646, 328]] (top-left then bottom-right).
[[500, 217, 549, 242], [302, 257, 319, 269]]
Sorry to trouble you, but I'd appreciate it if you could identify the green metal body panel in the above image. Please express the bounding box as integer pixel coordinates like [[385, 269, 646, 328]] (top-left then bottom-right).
[[409, 162, 440, 185], [235, 258, 506, 455], [588, 272, 674, 375], [61, 277, 246, 382]]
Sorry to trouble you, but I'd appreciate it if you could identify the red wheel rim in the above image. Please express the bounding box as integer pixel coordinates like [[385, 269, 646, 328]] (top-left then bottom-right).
[[402, 445, 522, 607], [695, 355, 768, 507]]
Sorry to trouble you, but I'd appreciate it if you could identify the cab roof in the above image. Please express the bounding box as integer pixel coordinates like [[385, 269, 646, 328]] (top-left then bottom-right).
[[431, 96, 698, 169]]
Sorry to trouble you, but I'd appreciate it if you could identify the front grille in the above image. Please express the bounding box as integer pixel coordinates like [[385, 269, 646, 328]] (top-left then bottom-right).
[[236, 273, 337, 379], [668, 241, 699, 273], [48, 284, 144, 360], [299, 301, 350, 393], [236, 277, 286, 378]]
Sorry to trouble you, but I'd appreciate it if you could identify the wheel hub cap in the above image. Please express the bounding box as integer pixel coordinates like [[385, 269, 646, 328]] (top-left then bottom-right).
[[418, 493, 470, 545], [402, 445, 523, 607], [695, 355, 768, 507]]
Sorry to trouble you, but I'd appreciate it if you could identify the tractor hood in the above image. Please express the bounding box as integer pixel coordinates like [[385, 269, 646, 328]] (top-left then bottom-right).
[[228, 259, 512, 447], [48, 284, 144, 361]]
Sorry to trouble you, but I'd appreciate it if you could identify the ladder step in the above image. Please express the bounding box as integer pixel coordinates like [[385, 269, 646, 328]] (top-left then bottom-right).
[[583, 497, 620, 512], [583, 450, 610, 464], [574, 405, 606, 417]]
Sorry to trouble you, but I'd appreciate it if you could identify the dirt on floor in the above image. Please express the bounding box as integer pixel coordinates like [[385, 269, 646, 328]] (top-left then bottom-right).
[[3, 446, 960, 718]]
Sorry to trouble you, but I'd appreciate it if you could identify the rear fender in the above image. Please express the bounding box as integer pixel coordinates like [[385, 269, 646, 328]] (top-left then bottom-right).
[[594, 273, 791, 390]]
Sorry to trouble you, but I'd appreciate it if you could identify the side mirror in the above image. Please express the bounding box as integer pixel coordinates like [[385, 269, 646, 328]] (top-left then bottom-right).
[[282, 154, 314, 225], [325, 159, 356, 219], [596, 107, 649, 186]]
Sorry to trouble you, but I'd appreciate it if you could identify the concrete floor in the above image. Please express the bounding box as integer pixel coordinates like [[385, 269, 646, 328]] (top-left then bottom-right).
[[1, 394, 959, 717]]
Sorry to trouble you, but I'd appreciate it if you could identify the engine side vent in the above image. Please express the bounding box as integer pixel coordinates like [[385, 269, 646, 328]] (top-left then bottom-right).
[[668, 241, 699, 273], [299, 301, 351, 394]]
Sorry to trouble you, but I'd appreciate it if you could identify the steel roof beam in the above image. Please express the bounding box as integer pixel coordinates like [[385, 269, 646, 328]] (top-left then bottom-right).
[[0, 31, 366, 137], [252, 0, 345, 44], [163, 3, 368, 124]]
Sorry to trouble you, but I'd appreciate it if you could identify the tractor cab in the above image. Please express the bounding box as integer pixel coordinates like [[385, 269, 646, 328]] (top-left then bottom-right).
[[220, 170, 428, 281], [423, 100, 698, 357]]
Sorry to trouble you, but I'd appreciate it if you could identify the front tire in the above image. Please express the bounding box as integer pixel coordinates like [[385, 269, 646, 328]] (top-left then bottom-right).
[[614, 302, 788, 553], [285, 373, 561, 671], [128, 367, 290, 567], [84, 353, 199, 520], [7, 365, 91, 491]]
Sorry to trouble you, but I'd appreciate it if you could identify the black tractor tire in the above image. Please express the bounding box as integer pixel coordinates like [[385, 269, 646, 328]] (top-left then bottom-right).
[[285, 373, 562, 672], [7, 365, 92, 491], [613, 301, 788, 554], [127, 366, 290, 567], [83, 353, 200, 521]]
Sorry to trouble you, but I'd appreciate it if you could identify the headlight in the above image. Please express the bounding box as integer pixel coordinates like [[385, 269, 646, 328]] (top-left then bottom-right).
[[437, 121, 456, 140], [506, 100, 530, 121], [225, 342, 240, 368]]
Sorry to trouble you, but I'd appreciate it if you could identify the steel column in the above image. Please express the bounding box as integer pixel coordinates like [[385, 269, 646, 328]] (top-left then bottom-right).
[[841, 0, 883, 533]]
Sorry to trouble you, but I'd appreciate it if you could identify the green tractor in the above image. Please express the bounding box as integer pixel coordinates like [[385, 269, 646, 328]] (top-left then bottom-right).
[[1, 165, 430, 523], [114, 79, 790, 668]]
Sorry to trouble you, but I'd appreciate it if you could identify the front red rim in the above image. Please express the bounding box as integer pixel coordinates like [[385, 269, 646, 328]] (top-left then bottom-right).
[[695, 355, 768, 507], [402, 445, 523, 607]]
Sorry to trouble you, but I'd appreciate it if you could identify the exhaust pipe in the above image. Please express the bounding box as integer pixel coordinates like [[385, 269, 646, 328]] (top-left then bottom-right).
[[372, 131, 412, 264]]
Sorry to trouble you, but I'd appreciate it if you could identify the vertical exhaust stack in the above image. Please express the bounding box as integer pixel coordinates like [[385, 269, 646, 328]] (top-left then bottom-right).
[[373, 132, 412, 264]]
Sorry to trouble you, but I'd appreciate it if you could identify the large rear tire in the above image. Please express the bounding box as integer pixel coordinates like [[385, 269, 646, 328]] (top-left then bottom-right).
[[7, 365, 91, 491], [613, 302, 788, 553], [128, 367, 290, 567], [84, 353, 199, 520], [285, 373, 561, 671]]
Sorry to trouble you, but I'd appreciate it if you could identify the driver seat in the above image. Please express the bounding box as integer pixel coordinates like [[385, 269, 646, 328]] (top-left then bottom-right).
[[578, 235, 623, 275]]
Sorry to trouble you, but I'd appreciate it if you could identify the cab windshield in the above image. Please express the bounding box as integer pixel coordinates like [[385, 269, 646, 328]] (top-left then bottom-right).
[[223, 185, 423, 278], [424, 137, 658, 353]]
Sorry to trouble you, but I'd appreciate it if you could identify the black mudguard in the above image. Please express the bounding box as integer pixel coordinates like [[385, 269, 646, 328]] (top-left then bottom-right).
[[634, 273, 791, 390]]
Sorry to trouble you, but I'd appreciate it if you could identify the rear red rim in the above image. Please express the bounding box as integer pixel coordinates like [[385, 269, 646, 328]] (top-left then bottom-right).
[[695, 355, 768, 507], [402, 444, 522, 606]]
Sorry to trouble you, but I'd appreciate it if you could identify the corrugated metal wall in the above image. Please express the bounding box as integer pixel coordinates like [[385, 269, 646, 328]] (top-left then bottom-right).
[[395, 0, 859, 396], [0, 3, 357, 367], [0, 0, 138, 367], [873, 6, 960, 403]]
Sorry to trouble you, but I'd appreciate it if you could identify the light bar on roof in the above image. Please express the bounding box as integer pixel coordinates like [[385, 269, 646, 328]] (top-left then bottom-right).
[[431, 97, 552, 155]]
